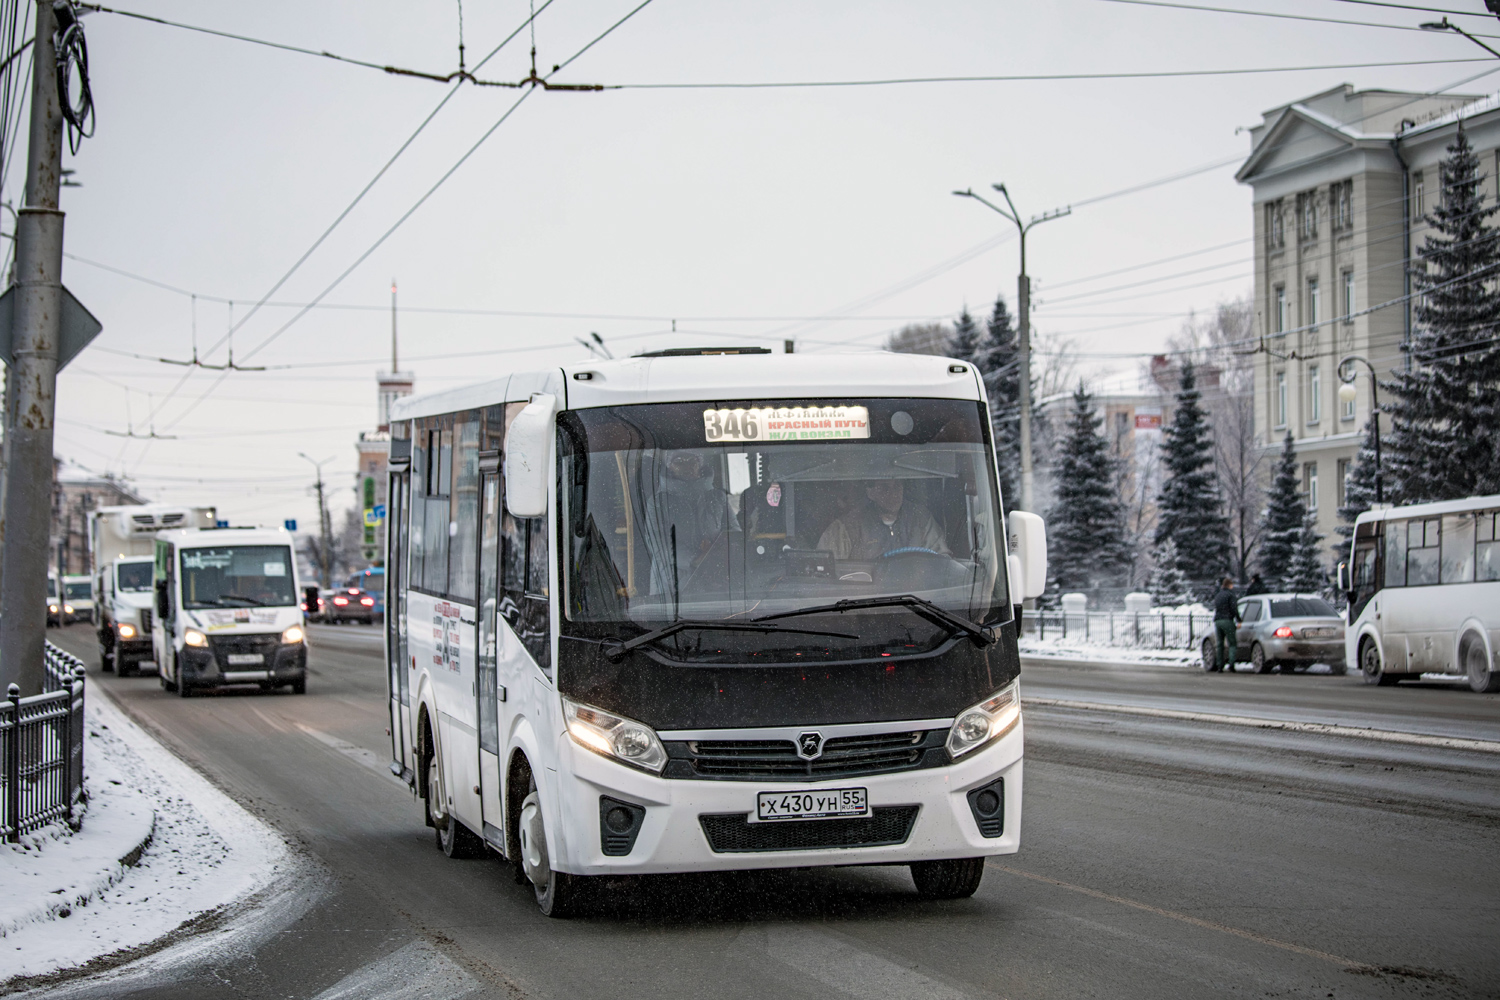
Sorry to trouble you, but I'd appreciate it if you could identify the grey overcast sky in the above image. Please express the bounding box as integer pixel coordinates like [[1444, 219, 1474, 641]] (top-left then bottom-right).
[[39, 0, 1500, 527]]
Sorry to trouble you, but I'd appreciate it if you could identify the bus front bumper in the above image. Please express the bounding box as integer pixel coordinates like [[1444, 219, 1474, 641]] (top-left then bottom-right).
[[551, 718, 1024, 876]]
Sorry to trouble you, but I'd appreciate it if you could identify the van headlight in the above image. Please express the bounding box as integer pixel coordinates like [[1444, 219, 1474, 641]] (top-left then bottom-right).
[[64, 604, 75, 615], [946, 682, 1021, 759], [563, 697, 667, 773], [117, 623, 137, 639], [281, 625, 305, 644], [183, 628, 208, 648]]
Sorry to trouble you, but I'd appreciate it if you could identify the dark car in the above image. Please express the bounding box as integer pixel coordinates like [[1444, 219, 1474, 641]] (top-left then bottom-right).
[[325, 587, 377, 624]]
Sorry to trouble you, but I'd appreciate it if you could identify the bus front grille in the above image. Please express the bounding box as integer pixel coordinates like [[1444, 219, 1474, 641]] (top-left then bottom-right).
[[663, 730, 948, 781], [698, 806, 919, 853]]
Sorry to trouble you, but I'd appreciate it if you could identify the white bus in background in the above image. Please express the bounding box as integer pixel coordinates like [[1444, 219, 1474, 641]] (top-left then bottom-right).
[[89, 504, 217, 675], [385, 349, 1046, 917], [1340, 494, 1500, 692]]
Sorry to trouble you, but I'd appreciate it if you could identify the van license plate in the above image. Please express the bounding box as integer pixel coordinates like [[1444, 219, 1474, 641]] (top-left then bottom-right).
[[226, 653, 264, 665], [755, 787, 868, 822]]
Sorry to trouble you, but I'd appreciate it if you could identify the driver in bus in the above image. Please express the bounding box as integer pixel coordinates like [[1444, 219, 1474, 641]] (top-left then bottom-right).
[[816, 478, 949, 561], [655, 451, 738, 567]]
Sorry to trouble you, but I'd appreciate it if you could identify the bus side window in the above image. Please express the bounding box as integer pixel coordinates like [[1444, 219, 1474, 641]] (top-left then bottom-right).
[[1441, 513, 1475, 584], [1408, 518, 1440, 586], [1384, 520, 1406, 588], [1478, 511, 1500, 582]]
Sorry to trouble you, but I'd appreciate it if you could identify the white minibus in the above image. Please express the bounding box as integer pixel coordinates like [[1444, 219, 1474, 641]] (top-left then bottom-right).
[[1339, 494, 1500, 691], [385, 349, 1046, 916]]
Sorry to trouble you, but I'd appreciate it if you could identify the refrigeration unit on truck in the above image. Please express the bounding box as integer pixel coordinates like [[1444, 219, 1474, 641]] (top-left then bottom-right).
[[89, 504, 217, 675], [151, 526, 308, 696], [383, 349, 1047, 916]]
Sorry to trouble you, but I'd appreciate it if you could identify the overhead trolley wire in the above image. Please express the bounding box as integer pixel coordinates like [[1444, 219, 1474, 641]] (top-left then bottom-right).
[[1093, 0, 1500, 37]]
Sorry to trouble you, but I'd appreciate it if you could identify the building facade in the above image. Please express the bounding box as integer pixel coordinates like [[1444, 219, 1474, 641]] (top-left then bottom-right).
[[354, 371, 414, 566], [1236, 84, 1500, 549], [51, 462, 147, 576]]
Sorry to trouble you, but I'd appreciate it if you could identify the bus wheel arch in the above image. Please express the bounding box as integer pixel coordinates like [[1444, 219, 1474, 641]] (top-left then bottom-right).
[[418, 707, 438, 828], [1460, 629, 1500, 693], [1359, 635, 1396, 686]]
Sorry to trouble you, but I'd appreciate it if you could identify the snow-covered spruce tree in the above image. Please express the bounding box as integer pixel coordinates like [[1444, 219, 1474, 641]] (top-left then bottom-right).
[[1286, 511, 1328, 595], [1148, 538, 1195, 607], [949, 308, 982, 365], [1384, 121, 1500, 503], [978, 295, 1022, 510], [1256, 432, 1303, 590], [1334, 415, 1381, 554], [1046, 382, 1129, 592], [1153, 362, 1233, 593]]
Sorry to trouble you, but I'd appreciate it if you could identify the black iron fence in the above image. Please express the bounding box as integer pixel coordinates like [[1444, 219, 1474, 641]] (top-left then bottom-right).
[[2, 642, 86, 842], [1022, 608, 1208, 652]]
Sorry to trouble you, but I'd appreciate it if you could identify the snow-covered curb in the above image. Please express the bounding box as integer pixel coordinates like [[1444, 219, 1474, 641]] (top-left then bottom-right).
[[0, 762, 156, 937], [1019, 639, 1198, 667], [0, 685, 300, 988]]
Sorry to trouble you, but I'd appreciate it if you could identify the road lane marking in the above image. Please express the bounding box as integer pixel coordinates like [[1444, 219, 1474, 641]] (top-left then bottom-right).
[[296, 724, 407, 788], [308, 939, 481, 1000], [746, 926, 982, 1000], [992, 864, 1369, 971], [1025, 697, 1500, 754]]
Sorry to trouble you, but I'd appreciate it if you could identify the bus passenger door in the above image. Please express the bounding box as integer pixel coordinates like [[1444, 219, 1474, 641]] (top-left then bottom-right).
[[388, 467, 413, 780], [476, 467, 505, 850]]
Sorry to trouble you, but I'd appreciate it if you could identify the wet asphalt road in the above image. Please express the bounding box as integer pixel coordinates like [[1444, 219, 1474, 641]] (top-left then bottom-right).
[[28, 623, 1500, 999]]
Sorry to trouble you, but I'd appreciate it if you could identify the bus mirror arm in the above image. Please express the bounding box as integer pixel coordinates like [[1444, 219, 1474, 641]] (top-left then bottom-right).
[[1336, 562, 1350, 597], [1006, 511, 1048, 601]]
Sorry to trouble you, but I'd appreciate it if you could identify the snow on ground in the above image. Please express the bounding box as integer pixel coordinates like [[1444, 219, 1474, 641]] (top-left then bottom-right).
[[0, 687, 298, 987], [1018, 638, 1199, 667]]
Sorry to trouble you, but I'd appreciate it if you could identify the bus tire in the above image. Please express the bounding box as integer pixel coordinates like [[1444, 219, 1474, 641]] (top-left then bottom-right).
[[519, 790, 589, 917], [1463, 635, 1500, 693], [911, 857, 985, 899], [1360, 638, 1396, 686]]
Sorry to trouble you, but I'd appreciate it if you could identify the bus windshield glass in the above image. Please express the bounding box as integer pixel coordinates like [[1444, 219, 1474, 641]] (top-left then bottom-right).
[[117, 562, 154, 592], [559, 398, 1009, 628], [180, 546, 296, 609]]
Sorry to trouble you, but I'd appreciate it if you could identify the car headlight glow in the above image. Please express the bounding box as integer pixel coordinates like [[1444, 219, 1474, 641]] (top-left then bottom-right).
[[563, 697, 668, 773], [117, 623, 137, 639], [183, 628, 208, 648], [281, 625, 305, 644], [64, 604, 75, 614], [946, 681, 1021, 759], [49, 604, 59, 613]]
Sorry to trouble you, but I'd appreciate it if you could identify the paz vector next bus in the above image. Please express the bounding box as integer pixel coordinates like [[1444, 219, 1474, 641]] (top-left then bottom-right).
[[384, 349, 1046, 916]]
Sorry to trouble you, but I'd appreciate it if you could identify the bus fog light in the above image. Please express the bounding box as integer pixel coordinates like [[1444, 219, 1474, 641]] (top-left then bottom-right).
[[183, 628, 208, 648], [946, 682, 1020, 758], [564, 697, 668, 773]]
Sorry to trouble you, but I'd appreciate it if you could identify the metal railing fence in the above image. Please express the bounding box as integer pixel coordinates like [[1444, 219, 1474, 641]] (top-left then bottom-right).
[[1022, 608, 1208, 652], [2, 643, 86, 842]]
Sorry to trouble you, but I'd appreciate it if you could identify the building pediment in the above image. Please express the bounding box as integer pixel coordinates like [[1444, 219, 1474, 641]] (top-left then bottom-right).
[[1236, 106, 1366, 186]]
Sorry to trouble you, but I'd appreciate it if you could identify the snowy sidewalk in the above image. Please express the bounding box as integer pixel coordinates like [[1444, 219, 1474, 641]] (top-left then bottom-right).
[[0, 685, 299, 989], [1019, 638, 1199, 667]]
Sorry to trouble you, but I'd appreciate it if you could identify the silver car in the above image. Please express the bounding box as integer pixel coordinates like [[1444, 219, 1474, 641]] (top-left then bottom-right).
[[1200, 593, 1347, 674]]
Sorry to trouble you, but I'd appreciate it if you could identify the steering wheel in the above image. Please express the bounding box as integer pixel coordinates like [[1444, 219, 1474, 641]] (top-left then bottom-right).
[[879, 547, 945, 559]]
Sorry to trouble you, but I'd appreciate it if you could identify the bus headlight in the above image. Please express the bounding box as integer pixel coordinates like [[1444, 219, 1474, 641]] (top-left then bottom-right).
[[183, 628, 208, 648], [946, 682, 1021, 759], [563, 697, 667, 773], [117, 623, 137, 639], [281, 625, 305, 644]]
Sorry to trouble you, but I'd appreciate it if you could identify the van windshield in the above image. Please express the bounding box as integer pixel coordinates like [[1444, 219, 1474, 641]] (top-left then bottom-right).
[[180, 545, 296, 609], [64, 581, 92, 599], [117, 562, 154, 592], [559, 398, 1009, 629]]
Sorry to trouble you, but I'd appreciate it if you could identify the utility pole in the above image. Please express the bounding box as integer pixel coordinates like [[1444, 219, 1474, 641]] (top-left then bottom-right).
[[953, 184, 1071, 512], [1, 1, 64, 695], [300, 453, 334, 588]]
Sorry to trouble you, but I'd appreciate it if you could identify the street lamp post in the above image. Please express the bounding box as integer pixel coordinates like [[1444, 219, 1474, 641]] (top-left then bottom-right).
[[1419, 17, 1500, 59], [299, 453, 335, 588], [1337, 355, 1382, 505], [953, 185, 1070, 512]]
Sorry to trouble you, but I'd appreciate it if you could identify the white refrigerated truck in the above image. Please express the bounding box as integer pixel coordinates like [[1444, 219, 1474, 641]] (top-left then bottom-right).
[[89, 504, 217, 674]]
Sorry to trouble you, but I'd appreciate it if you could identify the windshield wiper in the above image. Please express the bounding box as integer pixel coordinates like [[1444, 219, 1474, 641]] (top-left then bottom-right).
[[603, 620, 859, 662], [755, 594, 996, 646], [210, 594, 267, 607]]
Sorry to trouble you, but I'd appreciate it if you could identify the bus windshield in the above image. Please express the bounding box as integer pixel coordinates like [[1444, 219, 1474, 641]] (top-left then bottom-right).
[[117, 562, 154, 592], [180, 546, 296, 609], [559, 398, 1009, 629]]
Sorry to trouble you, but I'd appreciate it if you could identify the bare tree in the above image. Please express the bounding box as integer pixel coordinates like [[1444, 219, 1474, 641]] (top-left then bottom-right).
[[885, 322, 952, 355]]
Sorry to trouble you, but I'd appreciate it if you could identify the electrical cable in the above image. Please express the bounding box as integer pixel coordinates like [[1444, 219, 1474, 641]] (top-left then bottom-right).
[[53, 1, 93, 153], [1092, 0, 1500, 37], [1329, 0, 1500, 15]]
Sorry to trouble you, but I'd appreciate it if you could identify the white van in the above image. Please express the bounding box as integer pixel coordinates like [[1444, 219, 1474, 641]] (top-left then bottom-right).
[[151, 527, 308, 696], [60, 575, 94, 625], [98, 556, 157, 675]]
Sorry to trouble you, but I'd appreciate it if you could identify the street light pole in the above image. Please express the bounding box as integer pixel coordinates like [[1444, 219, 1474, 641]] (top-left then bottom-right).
[[1337, 355, 1382, 505], [300, 453, 334, 588], [1419, 17, 1500, 59], [953, 185, 1071, 512]]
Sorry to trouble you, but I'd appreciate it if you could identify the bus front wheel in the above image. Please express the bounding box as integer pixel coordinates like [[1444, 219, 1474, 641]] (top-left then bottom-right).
[[911, 858, 985, 899], [1360, 639, 1396, 686], [519, 790, 589, 917]]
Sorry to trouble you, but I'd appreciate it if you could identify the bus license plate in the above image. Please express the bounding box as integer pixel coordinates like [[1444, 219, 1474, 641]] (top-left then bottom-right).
[[755, 787, 868, 822], [226, 653, 264, 665]]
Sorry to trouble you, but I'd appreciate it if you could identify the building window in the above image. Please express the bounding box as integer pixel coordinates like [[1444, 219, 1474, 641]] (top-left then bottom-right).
[[1337, 458, 1351, 509], [1330, 180, 1353, 232], [1341, 378, 1356, 421], [1307, 278, 1320, 330], [1308, 364, 1321, 424], [1414, 175, 1425, 219], [1275, 370, 1288, 428], [1267, 199, 1284, 249], [1297, 191, 1318, 241], [1342, 270, 1355, 323], [1304, 461, 1319, 511], [1274, 286, 1287, 334]]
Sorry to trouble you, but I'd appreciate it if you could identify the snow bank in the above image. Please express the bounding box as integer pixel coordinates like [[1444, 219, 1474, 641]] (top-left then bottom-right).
[[0, 687, 297, 987], [1019, 638, 1198, 667]]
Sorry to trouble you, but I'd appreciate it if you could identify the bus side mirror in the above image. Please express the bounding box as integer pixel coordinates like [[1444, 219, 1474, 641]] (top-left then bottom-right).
[[154, 579, 169, 618], [504, 393, 558, 519], [1007, 511, 1047, 600], [1336, 562, 1350, 594]]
